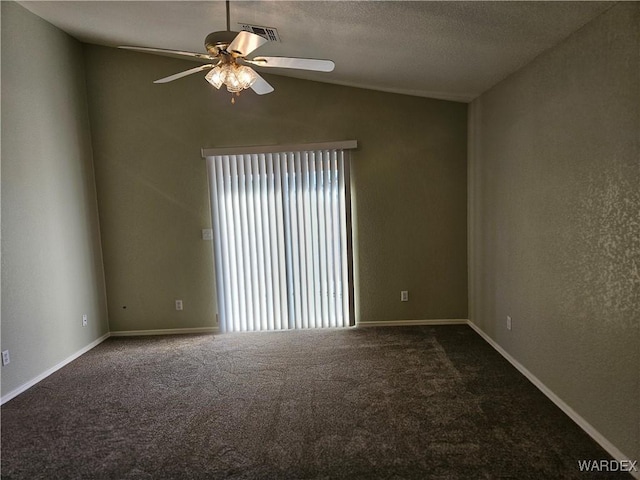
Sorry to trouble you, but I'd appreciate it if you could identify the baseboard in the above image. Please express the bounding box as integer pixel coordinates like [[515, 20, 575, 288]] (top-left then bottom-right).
[[467, 321, 638, 478], [109, 327, 219, 337], [357, 319, 468, 327], [1, 332, 111, 405]]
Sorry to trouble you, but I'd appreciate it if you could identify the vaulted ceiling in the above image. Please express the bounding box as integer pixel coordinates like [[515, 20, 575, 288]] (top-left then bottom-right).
[[20, 1, 612, 102]]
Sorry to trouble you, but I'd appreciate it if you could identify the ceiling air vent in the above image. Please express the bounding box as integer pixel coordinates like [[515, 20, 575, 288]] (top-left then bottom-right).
[[238, 23, 280, 43]]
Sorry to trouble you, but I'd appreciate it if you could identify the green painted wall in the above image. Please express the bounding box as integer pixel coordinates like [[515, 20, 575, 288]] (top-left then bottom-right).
[[83, 45, 468, 332], [1, 3, 109, 397], [468, 2, 639, 461]]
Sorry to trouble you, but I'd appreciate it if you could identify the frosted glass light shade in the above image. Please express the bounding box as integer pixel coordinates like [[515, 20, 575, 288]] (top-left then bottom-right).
[[205, 66, 225, 89]]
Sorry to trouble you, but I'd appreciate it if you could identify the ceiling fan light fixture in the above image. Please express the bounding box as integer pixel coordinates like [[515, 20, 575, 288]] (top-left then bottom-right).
[[205, 63, 257, 93]]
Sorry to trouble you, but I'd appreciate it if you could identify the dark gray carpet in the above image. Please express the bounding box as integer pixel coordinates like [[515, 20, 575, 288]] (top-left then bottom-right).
[[1, 326, 631, 479]]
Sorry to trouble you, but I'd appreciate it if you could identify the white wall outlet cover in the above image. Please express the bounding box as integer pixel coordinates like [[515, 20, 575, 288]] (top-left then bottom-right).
[[175, 300, 184, 311], [2, 350, 10, 366], [401, 291, 409, 302], [507, 315, 512, 330], [82, 314, 88, 326], [202, 229, 213, 240]]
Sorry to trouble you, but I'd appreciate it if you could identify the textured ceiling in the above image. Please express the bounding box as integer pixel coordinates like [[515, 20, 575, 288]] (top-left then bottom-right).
[[19, 1, 613, 102]]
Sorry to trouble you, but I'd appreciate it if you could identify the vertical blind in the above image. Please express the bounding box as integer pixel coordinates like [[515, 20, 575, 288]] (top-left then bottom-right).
[[205, 147, 353, 332]]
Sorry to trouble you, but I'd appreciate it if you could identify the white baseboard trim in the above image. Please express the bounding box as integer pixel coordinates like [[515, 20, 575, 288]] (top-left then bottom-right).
[[467, 321, 638, 477], [109, 327, 219, 337], [357, 319, 468, 327], [1, 332, 111, 405]]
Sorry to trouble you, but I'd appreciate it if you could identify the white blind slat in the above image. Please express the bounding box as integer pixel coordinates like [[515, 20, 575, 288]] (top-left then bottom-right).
[[296, 152, 310, 329], [267, 154, 280, 330], [311, 153, 324, 329], [250, 155, 266, 330], [274, 155, 288, 330]]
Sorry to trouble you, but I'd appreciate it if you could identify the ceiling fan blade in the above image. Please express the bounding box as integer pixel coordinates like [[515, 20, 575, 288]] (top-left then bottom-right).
[[245, 56, 335, 72], [119, 46, 216, 61], [154, 64, 216, 84], [227, 31, 268, 58], [251, 72, 274, 95]]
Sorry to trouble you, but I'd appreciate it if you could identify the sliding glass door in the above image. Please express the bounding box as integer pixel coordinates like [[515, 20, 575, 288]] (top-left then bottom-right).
[[205, 147, 354, 332]]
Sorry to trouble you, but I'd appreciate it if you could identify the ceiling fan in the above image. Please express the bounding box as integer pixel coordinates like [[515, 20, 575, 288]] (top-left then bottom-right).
[[120, 1, 335, 103]]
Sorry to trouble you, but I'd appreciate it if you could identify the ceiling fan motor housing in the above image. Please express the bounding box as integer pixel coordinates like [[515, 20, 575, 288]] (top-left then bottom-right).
[[205, 31, 239, 55]]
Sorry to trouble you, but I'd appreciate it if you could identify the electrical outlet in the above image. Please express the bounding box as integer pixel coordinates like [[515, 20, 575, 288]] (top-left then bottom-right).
[[401, 291, 409, 302], [202, 229, 213, 240], [2, 350, 10, 366], [175, 299, 183, 311], [507, 315, 512, 331], [82, 314, 88, 327]]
